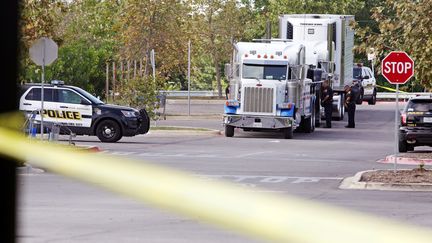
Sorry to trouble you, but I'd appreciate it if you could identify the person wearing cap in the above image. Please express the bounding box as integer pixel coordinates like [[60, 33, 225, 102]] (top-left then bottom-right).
[[344, 85, 356, 128], [320, 80, 333, 128]]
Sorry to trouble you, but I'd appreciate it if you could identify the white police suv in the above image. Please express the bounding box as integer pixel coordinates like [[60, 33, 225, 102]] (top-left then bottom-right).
[[353, 63, 377, 105], [19, 80, 150, 142]]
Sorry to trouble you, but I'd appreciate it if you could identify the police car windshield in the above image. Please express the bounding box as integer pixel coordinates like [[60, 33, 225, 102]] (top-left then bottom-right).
[[242, 64, 287, 80], [353, 67, 362, 79], [73, 87, 104, 105]]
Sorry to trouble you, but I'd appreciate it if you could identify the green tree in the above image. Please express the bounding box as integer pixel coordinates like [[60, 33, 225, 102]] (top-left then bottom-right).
[[118, 0, 192, 89], [355, 0, 432, 90], [19, 0, 66, 83], [192, 0, 250, 97]]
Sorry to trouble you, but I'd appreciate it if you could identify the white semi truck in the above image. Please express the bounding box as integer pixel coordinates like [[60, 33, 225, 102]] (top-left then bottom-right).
[[223, 41, 328, 138], [223, 14, 354, 138], [279, 14, 355, 120]]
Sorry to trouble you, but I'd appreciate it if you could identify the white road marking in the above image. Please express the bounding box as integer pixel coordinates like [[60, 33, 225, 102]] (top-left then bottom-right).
[[234, 151, 268, 158], [103, 151, 350, 163], [200, 174, 343, 185], [269, 140, 280, 143]]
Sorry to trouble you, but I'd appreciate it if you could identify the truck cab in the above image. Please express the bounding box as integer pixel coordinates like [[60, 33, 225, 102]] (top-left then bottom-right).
[[224, 41, 318, 139]]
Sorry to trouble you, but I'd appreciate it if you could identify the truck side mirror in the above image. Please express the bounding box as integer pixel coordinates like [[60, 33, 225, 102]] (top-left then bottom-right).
[[224, 63, 232, 80]]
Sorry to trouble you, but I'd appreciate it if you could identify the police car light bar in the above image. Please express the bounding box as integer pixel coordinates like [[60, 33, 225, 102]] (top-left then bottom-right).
[[51, 80, 65, 85]]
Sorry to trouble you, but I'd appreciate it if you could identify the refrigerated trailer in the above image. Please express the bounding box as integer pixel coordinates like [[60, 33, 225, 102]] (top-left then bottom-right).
[[279, 14, 355, 120]]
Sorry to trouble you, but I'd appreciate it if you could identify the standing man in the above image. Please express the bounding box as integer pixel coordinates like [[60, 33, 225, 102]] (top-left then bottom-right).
[[344, 85, 356, 128], [225, 85, 230, 100], [321, 80, 333, 128]]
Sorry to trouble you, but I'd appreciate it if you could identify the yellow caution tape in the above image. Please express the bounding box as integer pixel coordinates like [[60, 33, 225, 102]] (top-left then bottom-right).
[[377, 85, 408, 93], [1, 126, 432, 243]]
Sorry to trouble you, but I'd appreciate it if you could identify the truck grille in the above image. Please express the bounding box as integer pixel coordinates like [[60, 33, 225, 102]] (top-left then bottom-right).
[[243, 87, 274, 113]]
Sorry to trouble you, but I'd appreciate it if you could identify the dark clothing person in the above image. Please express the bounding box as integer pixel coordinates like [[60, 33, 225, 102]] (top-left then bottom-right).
[[321, 85, 333, 128], [345, 88, 356, 128], [225, 85, 230, 100]]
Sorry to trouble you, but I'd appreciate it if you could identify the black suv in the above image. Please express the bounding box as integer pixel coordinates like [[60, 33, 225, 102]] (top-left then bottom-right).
[[399, 97, 432, 152]]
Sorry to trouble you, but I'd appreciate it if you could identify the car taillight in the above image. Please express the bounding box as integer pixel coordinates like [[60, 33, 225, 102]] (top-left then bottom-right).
[[401, 113, 407, 125]]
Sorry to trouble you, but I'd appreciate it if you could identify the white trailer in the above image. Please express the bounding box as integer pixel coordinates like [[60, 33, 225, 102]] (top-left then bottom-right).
[[279, 14, 355, 120], [223, 41, 323, 138]]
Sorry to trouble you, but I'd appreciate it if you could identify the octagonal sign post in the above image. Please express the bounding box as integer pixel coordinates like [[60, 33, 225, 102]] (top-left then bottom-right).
[[381, 51, 414, 172], [29, 37, 58, 141]]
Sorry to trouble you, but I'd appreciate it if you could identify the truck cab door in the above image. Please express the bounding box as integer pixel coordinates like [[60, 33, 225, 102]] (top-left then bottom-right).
[[57, 88, 93, 128]]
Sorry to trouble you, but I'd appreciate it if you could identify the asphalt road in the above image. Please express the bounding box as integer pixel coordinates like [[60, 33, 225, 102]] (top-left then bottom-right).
[[18, 102, 432, 243]]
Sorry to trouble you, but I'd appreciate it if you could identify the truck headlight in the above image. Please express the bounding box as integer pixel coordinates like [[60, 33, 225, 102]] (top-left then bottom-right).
[[121, 110, 137, 117], [225, 100, 240, 107]]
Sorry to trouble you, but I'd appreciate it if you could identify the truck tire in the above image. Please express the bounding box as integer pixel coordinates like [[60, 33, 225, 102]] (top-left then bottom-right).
[[368, 90, 377, 105], [96, 119, 122, 143], [225, 125, 234, 137], [398, 140, 407, 153], [283, 127, 293, 139], [301, 116, 312, 133]]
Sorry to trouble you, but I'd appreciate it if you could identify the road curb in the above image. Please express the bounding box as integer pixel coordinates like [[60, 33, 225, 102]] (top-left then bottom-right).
[[75, 145, 102, 152], [339, 170, 432, 191], [162, 115, 222, 120], [149, 128, 222, 136], [377, 155, 432, 165], [17, 164, 45, 174]]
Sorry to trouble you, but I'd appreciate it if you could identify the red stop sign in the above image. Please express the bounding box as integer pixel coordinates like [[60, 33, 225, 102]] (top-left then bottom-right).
[[381, 51, 414, 84]]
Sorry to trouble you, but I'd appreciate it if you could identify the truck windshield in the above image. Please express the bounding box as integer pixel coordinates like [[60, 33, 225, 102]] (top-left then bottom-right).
[[353, 67, 362, 79], [242, 64, 287, 80]]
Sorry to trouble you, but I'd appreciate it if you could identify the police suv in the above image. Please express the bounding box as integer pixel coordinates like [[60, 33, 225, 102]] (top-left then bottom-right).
[[19, 80, 150, 142], [353, 63, 377, 105]]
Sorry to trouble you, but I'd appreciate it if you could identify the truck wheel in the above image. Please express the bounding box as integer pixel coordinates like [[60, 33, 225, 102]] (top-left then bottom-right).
[[225, 125, 234, 137], [398, 140, 407, 153], [283, 127, 293, 139], [302, 116, 313, 133], [96, 120, 122, 143], [368, 91, 377, 105]]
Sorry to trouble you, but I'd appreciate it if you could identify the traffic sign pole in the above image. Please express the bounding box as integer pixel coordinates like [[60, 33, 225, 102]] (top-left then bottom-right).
[[394, 84, 399, 172], [29, 37, 58, 141], [40, 39, 46, 140], [381, 51, 414, 173]]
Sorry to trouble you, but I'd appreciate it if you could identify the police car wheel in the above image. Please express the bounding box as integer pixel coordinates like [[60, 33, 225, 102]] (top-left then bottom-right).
[[96, 120, 122, 143], [398, 140, 407, 153], [368, 91, 377, 105]]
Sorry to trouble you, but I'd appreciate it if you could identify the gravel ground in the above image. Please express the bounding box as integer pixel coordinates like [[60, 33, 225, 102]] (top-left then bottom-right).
[[361, 168, 432, 183]]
